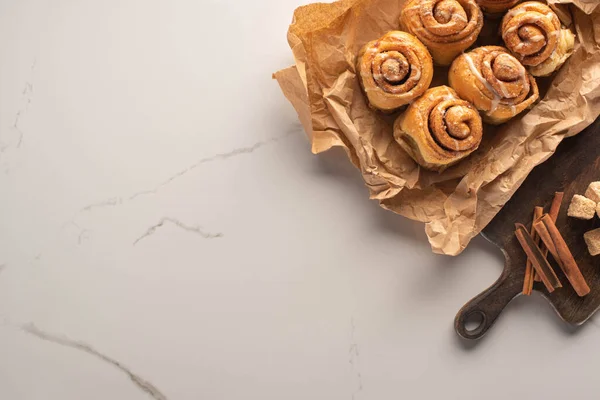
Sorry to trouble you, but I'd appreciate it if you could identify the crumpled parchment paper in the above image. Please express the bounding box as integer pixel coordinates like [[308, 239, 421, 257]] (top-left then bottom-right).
[[274, 0, 600, 255]]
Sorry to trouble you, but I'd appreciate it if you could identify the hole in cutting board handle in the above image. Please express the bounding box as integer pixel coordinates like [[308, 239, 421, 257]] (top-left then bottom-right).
[[455, 262, 524, 339], [463, 311, 486, 336]]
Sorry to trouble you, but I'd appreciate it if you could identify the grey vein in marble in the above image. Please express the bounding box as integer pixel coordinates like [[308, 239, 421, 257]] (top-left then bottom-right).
[[13, 58, 37, 148], [133, 217, 223, 245], [129, 130, 295, 201], [78, 229, 91, 245], [59, 221, 92, 246], [47, 128, 297, 248], [69, 130, 295, 220], [81, 197, 123, 212], [70, 129, 297, 220], [70, 221, 92, 245], [0, 264, 5, 273], [349, 317, 363, 400], [21, 324, 168, 400]]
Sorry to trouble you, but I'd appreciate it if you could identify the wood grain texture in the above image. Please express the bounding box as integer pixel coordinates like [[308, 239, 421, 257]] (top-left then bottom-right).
[[455, 117, 600, 340]]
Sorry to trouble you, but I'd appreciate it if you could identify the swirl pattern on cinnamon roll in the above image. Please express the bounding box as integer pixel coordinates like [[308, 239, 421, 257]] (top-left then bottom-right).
[[394, 86, 483, 171], [502, 1, 575, 76], [357, 31, 434, 112], [400, 0, 483, 66], [449, 46, 539, 124], [475, 0, 521, 15]]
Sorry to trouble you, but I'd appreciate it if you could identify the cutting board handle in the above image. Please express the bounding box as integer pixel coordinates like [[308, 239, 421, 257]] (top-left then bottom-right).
[[455, 251, 523, 340]]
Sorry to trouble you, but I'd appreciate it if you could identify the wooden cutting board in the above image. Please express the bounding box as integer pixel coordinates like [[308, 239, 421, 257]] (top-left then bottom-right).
[[455, 118, 600, 340]]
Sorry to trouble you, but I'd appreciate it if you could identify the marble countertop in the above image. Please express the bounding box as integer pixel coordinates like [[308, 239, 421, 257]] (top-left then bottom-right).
[[2, 0, 600, 399]]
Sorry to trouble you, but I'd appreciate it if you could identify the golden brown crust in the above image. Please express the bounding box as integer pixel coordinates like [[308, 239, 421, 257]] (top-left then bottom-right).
[[529, 28, 575, 77], [448, 46, 539, 124], [476, 0, 521, 14], [394, 86, 483, 171], [357, 31, 434, 112], [400, 0, 483, 66], [502, 2, 574, 76]]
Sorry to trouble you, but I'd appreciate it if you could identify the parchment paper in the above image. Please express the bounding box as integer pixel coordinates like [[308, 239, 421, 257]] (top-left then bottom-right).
[[274, 0, 600, 255]]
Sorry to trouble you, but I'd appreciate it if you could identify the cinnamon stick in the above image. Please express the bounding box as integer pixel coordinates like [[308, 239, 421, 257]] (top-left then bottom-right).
[[535, 192, 564, 282], [515, 223, 562, 293], [535, 214, 590, 297], [523, 206, 544, 295], [533, 220, 563, 269], [549, 192, 565, 221]]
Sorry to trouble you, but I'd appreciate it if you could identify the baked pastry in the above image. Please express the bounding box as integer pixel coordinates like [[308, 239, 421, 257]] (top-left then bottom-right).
[[393, 86, 483, 171], [357, 31, 434, 112], [502, 1, 575, 77], [400, 0, 483, 66], [476, 0, 521, 14], [448, 46, 539, 124]]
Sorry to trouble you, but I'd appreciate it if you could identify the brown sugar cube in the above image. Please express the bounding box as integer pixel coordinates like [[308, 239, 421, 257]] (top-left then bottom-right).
[[584, 228, 600, 256], [585, 182, 600, 203], [567, 194, 596, 220]]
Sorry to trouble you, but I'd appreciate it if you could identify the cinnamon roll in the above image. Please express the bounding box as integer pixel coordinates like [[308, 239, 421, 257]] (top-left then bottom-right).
[[502, 1, 575, 77], [400, 0, 484, 66], [448, 46, 539, 124], [476, 0, 521, 15], [394, 86, 483, 171], [357, 31, 434, 112]]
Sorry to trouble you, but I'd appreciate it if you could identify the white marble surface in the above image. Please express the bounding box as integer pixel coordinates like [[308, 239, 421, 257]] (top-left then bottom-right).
[[2, 1, 600, 399]]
